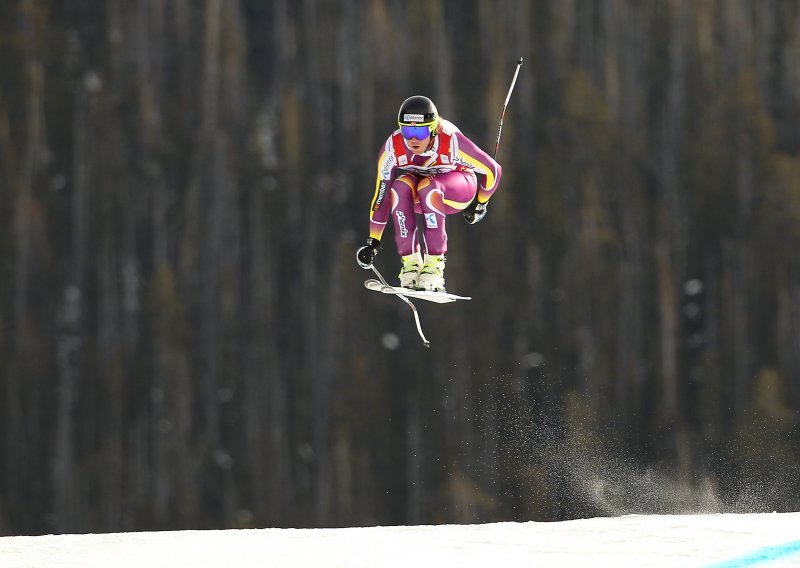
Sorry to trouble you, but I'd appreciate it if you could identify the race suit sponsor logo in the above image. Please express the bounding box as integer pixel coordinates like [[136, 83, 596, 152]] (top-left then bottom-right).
[[398, 155, 408, 166], [425, 213, 438, 228], [381, 152, 395, 179], [396, 211, 409, 237], [372, 181, 387, 211]]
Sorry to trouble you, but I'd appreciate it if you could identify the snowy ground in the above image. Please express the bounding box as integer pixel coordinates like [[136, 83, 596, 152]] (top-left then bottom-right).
[[1, 512, 800, 567]]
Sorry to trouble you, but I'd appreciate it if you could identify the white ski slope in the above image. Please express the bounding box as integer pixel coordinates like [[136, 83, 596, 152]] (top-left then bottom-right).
[[1, 512, 799, 567]]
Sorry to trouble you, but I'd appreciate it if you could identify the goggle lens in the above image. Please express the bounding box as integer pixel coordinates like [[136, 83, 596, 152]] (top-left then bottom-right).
[[400, 125, 432, 140]]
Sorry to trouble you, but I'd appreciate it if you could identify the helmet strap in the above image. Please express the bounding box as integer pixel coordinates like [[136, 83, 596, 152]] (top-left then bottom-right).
[[425, 123, 437, 151]]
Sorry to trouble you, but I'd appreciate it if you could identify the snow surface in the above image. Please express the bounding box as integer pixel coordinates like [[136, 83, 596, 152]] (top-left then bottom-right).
[[2, 513, 800, 567]]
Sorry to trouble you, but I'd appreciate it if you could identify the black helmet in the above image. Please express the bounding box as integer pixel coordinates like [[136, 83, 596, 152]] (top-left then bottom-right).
[[397, 95, 439, 135]]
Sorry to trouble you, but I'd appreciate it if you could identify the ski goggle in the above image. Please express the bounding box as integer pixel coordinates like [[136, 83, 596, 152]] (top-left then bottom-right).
[[399, 124, 434, 140]]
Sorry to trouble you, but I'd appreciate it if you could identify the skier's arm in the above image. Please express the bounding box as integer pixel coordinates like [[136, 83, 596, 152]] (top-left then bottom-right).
[[454, 132, 502, 204], [357, 138, 397, 268], [368, 179, 391, 241], [368, 139, 397, 241]]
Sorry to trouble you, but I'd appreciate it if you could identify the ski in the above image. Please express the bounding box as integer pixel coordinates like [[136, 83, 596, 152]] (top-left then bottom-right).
[[364, 279, 471, 304]]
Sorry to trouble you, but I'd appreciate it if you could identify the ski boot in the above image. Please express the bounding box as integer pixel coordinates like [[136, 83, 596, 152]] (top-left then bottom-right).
[[398, 252, 423, 289], [418, 254, 446, 292]]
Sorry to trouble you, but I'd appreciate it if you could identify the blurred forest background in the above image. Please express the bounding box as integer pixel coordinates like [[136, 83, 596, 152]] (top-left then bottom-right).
[[2, 0, 800, 536]]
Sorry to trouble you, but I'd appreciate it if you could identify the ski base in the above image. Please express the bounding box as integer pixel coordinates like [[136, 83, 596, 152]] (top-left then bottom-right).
[[364, 279, 471, 303]]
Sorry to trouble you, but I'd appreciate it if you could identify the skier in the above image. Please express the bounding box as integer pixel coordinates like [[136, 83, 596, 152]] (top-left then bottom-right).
[[356, 95, 502, 292]]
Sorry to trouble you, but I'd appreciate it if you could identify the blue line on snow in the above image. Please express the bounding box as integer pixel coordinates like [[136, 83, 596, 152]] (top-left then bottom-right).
[[707, 539, 800, 567]]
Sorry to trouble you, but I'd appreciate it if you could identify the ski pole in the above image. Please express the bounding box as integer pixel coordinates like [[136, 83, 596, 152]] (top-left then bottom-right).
[[493, 56, 523, 159], [370, 264, 430, 348]]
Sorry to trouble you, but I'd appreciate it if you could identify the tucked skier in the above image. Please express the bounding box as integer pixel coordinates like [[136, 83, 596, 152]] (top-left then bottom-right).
[[356, 95, 502, 292]]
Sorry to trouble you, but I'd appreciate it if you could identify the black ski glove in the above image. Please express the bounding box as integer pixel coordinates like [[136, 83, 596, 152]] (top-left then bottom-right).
[[356, 238, 382, 269], [462, 200, 488, 224]]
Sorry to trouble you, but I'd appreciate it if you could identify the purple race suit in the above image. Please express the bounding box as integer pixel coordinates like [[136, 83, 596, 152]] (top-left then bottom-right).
[[367, 119, 502, 256]]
